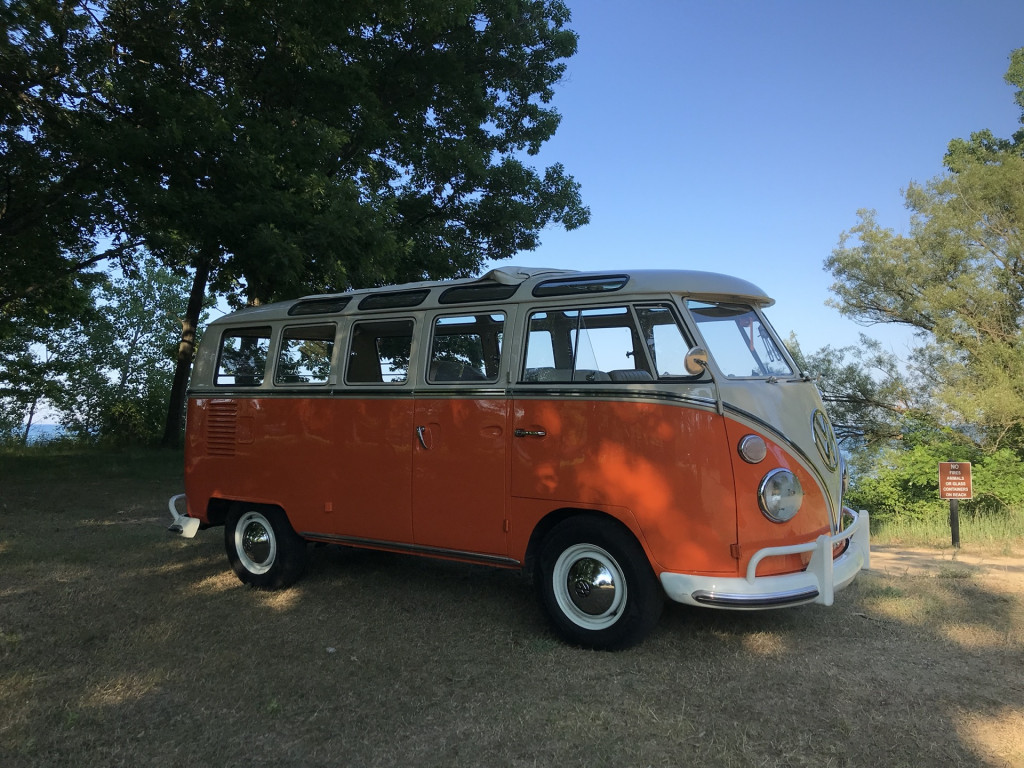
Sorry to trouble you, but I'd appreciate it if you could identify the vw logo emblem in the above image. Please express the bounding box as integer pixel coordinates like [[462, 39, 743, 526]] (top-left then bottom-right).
[[811, 409, 839, 471]]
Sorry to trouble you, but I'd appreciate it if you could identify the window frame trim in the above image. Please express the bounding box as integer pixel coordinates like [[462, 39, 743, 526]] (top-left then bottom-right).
[[272, 322, 339, 387], [213, 326, 275, 389], [425, 311, 508, 385]]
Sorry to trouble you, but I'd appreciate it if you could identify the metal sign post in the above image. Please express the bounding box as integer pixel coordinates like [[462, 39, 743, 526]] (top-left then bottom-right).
[[938, 462, 973, 548]]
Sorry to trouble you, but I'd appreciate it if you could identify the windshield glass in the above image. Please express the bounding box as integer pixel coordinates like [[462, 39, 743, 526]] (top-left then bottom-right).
[[687, 301, 792, 378]]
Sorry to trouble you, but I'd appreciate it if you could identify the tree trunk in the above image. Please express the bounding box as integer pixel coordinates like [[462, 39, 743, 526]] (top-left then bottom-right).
[[21, 400, 36, 446], [161, 259, 212, 448]]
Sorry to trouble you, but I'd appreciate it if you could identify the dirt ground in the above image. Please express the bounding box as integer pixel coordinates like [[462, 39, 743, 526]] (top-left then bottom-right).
[[869, 545, 1024, 590]]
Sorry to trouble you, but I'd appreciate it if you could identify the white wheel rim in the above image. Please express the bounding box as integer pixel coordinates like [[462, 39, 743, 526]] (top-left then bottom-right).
[[552, 543, 627, 630], [235, 511, 277, 575]]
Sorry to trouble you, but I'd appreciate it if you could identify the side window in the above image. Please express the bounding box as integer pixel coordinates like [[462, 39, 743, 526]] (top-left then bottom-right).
[[216, 327, 272, 387], [275, 325, 336, 385], [522, 306, 654, 383], [635, 305, 695, 377], [428, 314, 505, 383], [346, 319, 414, 384]]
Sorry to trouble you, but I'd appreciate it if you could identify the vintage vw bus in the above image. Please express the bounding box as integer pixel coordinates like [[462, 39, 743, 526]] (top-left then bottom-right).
[[170, 267, 869, 649]]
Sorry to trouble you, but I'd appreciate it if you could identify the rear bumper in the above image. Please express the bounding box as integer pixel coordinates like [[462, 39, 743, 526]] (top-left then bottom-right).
[[660, 508, 870, 609], [167, 493, 201, 538]]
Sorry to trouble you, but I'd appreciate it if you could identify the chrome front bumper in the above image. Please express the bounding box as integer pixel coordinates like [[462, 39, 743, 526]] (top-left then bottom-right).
[[660, 508, 870, 609]]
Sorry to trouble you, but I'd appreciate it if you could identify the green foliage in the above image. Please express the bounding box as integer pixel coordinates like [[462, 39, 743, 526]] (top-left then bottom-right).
[[826, 47, 1024, 527], [0, 1, 134, 333], [99, 0, 588, 302], [5, 1, 588, 444], [847, 440, 1024, 523], [90, 0, 588, 443], [0, 256, 198, 445]]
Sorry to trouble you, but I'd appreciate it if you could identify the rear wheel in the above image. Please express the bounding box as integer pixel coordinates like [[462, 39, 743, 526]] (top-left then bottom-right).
[[537, 516, 663, 650], [225, 506, 307, 589]]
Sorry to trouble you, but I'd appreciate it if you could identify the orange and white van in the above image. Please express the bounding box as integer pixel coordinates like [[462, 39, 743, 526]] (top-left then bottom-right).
[[170, 267, 869, 649]]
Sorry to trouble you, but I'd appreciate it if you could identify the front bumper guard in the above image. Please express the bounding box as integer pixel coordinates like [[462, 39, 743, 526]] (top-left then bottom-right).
[[660, 508, 870, 609]]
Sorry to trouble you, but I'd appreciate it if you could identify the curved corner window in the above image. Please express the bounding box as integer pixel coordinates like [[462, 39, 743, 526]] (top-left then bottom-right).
[[439, 283, 519, 305], [215, 327, 272, 387], [358, 289, 429, 311]]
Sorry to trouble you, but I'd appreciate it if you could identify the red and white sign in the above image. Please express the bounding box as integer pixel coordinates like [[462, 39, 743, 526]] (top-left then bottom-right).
[[938, 462, 973, 500]]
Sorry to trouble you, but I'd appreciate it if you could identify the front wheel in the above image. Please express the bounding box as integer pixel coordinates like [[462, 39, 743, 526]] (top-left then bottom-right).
[[537, 517, 663, 650], [225, 506, 307, 589]]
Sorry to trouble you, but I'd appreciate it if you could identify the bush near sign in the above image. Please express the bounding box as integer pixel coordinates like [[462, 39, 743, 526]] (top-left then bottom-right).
[[938, 462, 973, 500]]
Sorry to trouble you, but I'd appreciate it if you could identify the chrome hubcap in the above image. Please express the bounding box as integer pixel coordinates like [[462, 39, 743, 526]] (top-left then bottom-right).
[[236, 512, 276, 574], [553, 543, 626, 630], [567, 557, 616, 615]]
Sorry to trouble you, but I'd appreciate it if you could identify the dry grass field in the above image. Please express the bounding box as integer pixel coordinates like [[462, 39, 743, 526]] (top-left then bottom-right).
[[1, 450, 1023, 768]]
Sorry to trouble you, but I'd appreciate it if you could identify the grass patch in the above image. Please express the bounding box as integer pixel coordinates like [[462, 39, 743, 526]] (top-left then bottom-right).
[[870, 510, 1024, 555], [1, 449, 1023, 767]]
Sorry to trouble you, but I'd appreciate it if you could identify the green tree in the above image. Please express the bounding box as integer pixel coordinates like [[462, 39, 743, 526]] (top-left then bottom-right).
[[0, 301, 105, 442], [0, 256, 199, 444], [93, 0, 588, 445], [826, 47, 1024, 521], [0, 1, 134, 335], [827, 48, 1024, 457], [0, 325, 63, 443], [92, 256, 206, 443], [3, 1, 587, 444]]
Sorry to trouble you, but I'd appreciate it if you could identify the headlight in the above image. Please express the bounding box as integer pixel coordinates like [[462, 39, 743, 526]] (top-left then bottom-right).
[[758, 468, 803, 523]]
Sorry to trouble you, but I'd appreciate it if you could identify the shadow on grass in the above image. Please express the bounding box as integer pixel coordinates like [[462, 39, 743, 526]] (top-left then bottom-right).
[[2, 453, 1022, 767]]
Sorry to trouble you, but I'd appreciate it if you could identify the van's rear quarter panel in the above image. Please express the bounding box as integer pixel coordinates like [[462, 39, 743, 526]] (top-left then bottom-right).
[[185, 396, 415, 542]]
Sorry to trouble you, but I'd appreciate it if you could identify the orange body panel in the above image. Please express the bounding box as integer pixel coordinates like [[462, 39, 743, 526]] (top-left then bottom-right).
[[412, 397, 508, 555], [723, 419, 833, 577], [510, 398, 738, 574], [187, 396, 415, 542], [186, 394, 835, 580]]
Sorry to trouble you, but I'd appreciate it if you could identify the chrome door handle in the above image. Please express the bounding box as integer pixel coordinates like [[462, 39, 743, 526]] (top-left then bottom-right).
[[416, 425, 429, 449], [514, 429, 547, 438]]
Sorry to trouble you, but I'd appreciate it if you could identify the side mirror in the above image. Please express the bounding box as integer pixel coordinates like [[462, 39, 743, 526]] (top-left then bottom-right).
[[684, 346, 710, 376]]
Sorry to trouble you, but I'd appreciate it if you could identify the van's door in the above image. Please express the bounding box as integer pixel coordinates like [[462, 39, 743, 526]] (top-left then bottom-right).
[[335, 317, 417, 543], [412, 396, 508, 556], [411, 311, 510, 557]]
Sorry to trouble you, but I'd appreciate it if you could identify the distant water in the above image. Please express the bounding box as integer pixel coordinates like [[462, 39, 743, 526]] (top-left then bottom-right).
[[24, 424, 65, 444]]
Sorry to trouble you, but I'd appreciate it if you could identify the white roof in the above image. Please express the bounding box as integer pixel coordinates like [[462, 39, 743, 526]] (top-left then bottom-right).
[[211, 266, 773, 324]]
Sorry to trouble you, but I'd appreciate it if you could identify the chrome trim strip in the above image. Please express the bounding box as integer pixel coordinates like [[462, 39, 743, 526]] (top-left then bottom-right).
[[509, 387, 718, 409], [188, 389, 509, 400], [299, 532, 521, 568], [692, 587, 819, 607], [188, 387, 719, 408]]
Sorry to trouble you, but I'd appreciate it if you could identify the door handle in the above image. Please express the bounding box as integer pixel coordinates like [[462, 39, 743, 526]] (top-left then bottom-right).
[[514, 429, 547, 438], [416, 425, 429, 450]]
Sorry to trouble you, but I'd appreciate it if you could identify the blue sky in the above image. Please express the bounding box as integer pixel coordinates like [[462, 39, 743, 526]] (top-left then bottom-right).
[[523, 0, 1024, 359]]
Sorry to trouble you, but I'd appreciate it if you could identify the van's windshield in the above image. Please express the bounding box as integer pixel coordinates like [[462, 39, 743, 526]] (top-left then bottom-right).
[[687, 301, 792, 378]]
